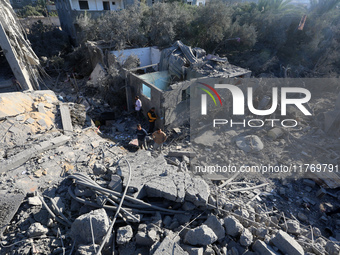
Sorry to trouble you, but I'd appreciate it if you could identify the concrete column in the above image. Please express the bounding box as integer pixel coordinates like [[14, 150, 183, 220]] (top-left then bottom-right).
[[0, 21, 34, 91]]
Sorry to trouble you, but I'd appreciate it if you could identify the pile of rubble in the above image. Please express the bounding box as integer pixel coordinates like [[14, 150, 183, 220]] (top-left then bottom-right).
[[0, 88, 340, 255]]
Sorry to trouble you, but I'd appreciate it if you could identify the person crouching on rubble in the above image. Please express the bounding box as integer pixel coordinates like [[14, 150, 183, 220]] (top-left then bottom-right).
[[147, 107, 157, 133], [136, 124, 148, 150], [152, 128, 167, 152]]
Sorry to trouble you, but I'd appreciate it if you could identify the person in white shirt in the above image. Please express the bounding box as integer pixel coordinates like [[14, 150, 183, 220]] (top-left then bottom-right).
[[135, 96, 142, 120]]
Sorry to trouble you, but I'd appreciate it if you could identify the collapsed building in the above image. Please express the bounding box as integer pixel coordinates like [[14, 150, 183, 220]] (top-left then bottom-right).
[[115, 41, 251, 128], [0, 3, 340, 253]]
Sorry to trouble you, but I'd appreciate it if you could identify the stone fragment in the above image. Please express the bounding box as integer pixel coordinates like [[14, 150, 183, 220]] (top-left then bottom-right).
[[240, 228, 253, 247], [28, 196, 42, 206], [136, 232, 155, 246], [152, 237, 188, 255], [224, 216, 243, 237], [181, 244, 204, 255], [255, 227, 268, 239], [116, 225, 133, 245], [93, 163, 107, 175], [108, 175, 123, 192], [185, 176, 210, 207], [182, 201, 196, 211], [184, 225, 218, 246], [297, 212, 308, 222], [235, 135, 264, 153], [27, 222, 48, 237], [271, 230, 304, 255], [286, 220, 301, 234], [203, 215, 225, 240], [252, 240, 280, 255], [71, 208, 109, 244]]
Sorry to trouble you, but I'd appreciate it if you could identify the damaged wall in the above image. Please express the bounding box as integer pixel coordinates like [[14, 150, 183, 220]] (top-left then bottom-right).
[[0, 0, 40, 91], [128, 72, 164, 128], [111, 47, 161, 69]]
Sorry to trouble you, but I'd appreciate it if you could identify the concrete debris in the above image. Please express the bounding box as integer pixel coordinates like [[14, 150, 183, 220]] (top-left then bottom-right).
[[116, 225, 134, 245], [252, 240, 280, 255], [271, 230, 305, 255], [184, 225, 218, 246], [119, 151, 209, 206], [286, 220, 301, 234], [60, 103, 73, 133], [0, 75, 339, 255], [27, 222, 48, 237], [71, 208, 110, 245], [224, 216, 244, 237], [325, 241, 340, 255], [108, 174, 123, 192], [152, 237, 188, 255], [181, 244, 204, 255], [93, 163, 107, 175], [203, 215, 225, 240], [28, 196, 42, 206], [240, 228, 253, 247], [235, 135, 264, 153], [0, 0, 41, 91], [77, 244, 100, 255]]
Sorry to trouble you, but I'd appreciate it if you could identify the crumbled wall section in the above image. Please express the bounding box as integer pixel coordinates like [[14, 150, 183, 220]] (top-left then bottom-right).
[[0, 0, 40, 90]]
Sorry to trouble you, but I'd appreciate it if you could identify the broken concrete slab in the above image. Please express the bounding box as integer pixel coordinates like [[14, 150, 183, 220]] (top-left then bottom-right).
[[118, 150, 209, 206], [167, 150, 196, 158], [0, 135, 71, 173], [60, 103, 73, 133], [0, 91, 57, 119], [0, 191, 25, 236], [193, 130, 220, 147], [271, 230, 304, 255]]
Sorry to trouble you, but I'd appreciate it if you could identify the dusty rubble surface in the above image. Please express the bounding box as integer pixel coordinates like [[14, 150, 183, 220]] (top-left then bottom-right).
[[0, 85, 340, 255]]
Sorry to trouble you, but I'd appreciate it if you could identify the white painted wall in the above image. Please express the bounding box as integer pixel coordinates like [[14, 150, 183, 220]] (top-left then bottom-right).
[[111, 47, 161, 68], [70, 0, 123, 10]]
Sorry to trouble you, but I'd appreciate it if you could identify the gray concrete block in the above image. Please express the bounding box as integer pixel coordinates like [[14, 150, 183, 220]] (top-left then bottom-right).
[[203, 215, 225, 240], [224, 216, 243, 237], [240, 228, 253, 247], [271, 230, 305, 255], [184, 225, 218, 246], [252, 240, 280, 255], [60, 103, 73, 133], [109, 175, 123, 192], [71, 208, 110, 244], [152, 237, 188, 255]]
